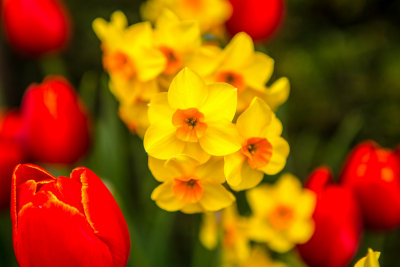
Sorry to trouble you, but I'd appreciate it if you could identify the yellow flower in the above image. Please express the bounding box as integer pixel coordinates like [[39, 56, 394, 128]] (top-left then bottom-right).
[[93, 11, 166, 82], [144, 67, 241, 161], [199, 205, 251, 264], [224, 97, 289, 191], [149, 156, 235, 213], [118, 101, 149, 137], [246, 174, 316, 253], [227, 246, 287, 267], [206, 32, 290, 113], [354, 249, 380, 267], [153, 9, 219, 89], [140, 0, 232, 33]]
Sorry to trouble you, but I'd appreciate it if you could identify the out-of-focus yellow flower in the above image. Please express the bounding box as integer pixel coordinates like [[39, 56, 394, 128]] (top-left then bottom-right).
[[205, 32, 289, 113], [225, 246, 286, 267], [246, 174, 316, 253], [354, 249, 380, 267], [118, 101, 149, 137], [93, 11, 166, 82], [149, 156, 235, 213], [141, 0, 232, 33], [199, 211, 220, 250], [224, 97, 289, 191], [144, 67, 241, 161], [153, 9, 219, 89]]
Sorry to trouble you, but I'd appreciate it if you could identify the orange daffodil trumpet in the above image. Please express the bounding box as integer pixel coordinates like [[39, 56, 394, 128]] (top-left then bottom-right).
[[144, 67, 241, 162], [149, 156, 234, 213], [247, 174, 316, 253], [225, 97, 289, 191]]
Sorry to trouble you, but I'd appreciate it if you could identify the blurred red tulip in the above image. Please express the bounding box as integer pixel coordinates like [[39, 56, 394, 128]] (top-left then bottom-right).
[[225, 0, 285, 42], [297, 166, 362, 267], [1, 0, 71, 56], [0, 109, 22, 141], [20, 76, 90, 164], [0, 110, 24, 209], [12, 164, 130, 267], [340, 141, 400, 230]]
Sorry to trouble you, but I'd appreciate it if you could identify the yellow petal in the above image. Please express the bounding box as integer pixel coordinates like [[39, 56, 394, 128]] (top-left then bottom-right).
[[148, 92, 174, 124], [155, 9, 180, 30], [194, 157, 225, 183], [220, 32, 253, 70], [151, 181, 184, 211], [182, 142, 211, 163], [200, 82, 237, 122], [258, 138, 289, 175], [200, 212, 219, 250], [287, 219, 315, 244], [262, 115, 283, 138], [268, 233, 294, 253], [181, 203, 204, 214], [295, 190, 316, 218], [224, 151, 246, 187], [247, 217, 274, 242], [134, 48, 166, 81], [236, 97, 273, 139], [264, 77, 290, 111], [246, 185, 275, 216], [144, 124, 185, 159], [148, 157, 182, 182], [275, 174, 303, 206], [188, 45, 222, 77], [200, 182, 235, 211], [168, 68, 207, 109], [243, 52, 274, 91], [231, 163, 264, 191], [199, 122, 241, 156]]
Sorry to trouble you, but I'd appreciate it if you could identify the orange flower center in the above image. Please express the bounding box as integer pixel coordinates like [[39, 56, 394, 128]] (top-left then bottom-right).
[[216, 71, 246, 94], [241, 137, 273, 169], [172, 177, 203, 203], [267, 205, 294, 230], [103, 50, 135, 79], [172, 108, 207, 142], [159, 46, 183, 75], [182, 0, 204, 11]]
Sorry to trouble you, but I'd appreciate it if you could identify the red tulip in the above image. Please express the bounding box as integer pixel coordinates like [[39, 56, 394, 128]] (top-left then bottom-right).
[[225, 0, 285, 42], [340, 141, 400, 230], [1, 0, 71, 56], [20, 76, 90, 164], [12, 164, 130, 267], [0, 110, 24, 209], [297, 166, 362, 267]]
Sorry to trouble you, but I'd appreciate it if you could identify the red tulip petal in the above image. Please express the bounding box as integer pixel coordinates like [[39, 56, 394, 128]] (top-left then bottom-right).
[[15, 191, 112, 267], [71, 167, 130, 267]]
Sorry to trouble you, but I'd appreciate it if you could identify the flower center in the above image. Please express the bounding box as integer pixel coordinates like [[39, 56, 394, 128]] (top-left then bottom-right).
[[216, 71, 246, 94], [159, 46, 183, 75], [241, 137, 273, 169], [172, 177, 203, 203], [267, 205, 294, 231], [102, 50, 135, 79], [172, 108, 207, 142]]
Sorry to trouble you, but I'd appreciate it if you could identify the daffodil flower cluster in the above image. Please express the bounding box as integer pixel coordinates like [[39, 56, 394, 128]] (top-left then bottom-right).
[[93, 9, 289, 138], [144, 67, 290, 213], [200, 174, 316, 267]]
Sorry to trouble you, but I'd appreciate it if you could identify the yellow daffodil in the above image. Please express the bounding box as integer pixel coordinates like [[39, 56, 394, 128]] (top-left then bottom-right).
[[93, 11, 166, 82], [199, 211, 220, 250], [246, 174, 316, 253], [118, 101, 149, 137], [225, 246, 286, 267], [144, 67, 241, 161], [354, 249, 380, 267], [224, 97, 289, 191], [141, 0, 232, 33], [149, 156, 235, 213], [206, 32, 290, 113], [153, 9, 219, 89]]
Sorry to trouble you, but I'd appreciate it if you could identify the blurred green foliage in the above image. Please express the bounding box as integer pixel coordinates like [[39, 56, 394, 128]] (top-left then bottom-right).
[[0, 0, 400, 266]]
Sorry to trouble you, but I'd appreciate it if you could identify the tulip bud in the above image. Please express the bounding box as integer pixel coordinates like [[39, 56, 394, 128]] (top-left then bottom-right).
[[19, 76, 90, 164], [225, 0, 285, 42], [11, 164, 130, 267], [1, 0, 71, 56], [340, 141, 400, 230], [297, 166, 362, 267]]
